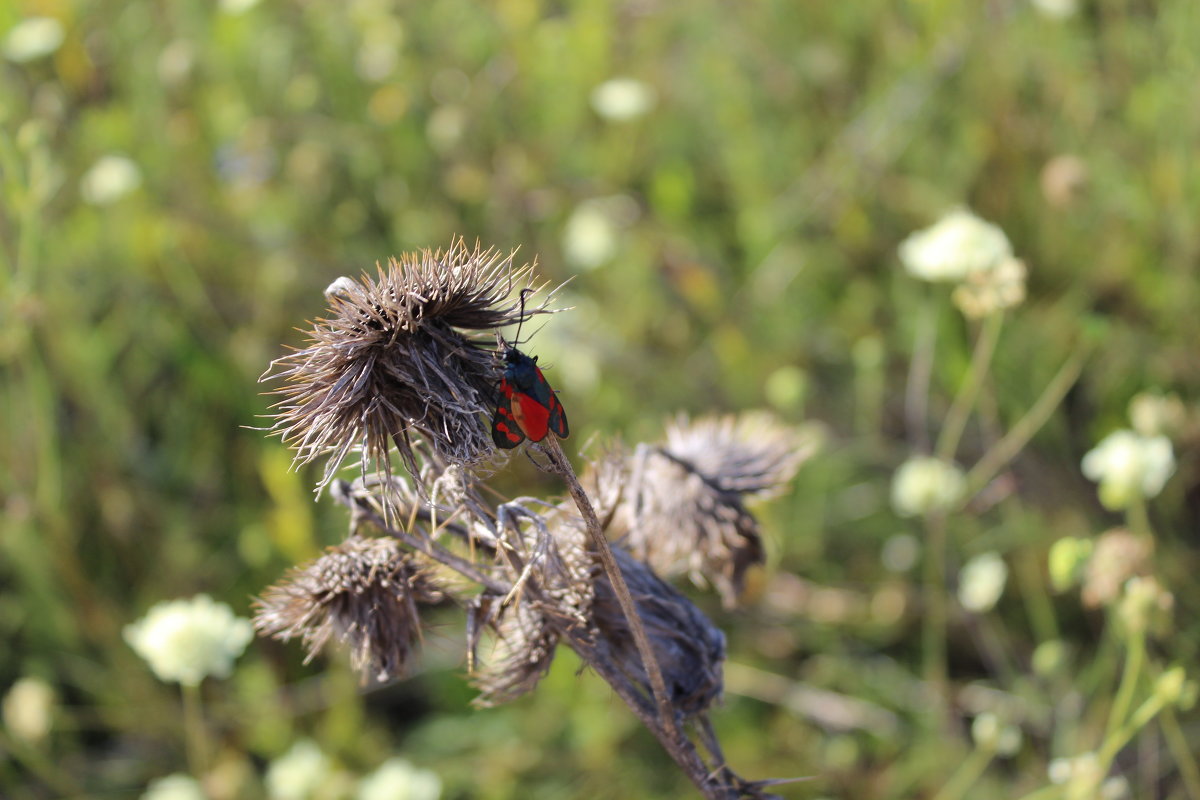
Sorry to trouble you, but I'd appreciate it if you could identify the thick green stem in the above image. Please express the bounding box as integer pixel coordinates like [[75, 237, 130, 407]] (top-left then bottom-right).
[[181, 682, 209, 777], [1104, 630, 1145, 746]]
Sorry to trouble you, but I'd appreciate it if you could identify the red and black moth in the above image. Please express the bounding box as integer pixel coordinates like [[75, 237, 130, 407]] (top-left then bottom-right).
[[491, 344, 569, 448]]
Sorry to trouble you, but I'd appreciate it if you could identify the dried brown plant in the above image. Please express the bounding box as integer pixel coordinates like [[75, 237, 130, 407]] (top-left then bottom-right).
[[589, 413, 817, 607], [262, 239, 554, 489], [254, 535, 445, 681], [592, 544, 727, 717], [255, 247, 803, 799]]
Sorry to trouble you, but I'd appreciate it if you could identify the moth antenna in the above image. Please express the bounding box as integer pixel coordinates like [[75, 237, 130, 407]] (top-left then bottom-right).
[[510, 287, 535, 346]]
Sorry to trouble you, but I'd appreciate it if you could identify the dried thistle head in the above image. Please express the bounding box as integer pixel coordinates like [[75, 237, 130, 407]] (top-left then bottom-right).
[[593, 412, 817, 607], [254, 535, 445, 682], [473, 503, 595, 706], [263, 240, 555, 490], [660, 412, 818, 498], [593, 545, 726, 717], [472, 599, 560, 706]]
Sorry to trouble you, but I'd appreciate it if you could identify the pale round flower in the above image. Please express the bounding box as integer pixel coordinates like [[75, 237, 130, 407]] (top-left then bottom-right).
[[124, 595, 253, 686], [562, 201, 618, 269], [952, 256, 1027, 318], [971, 712, 1022, 756], [1081, 429, 1175, 510], [81, 155, 142, 205], [958, 551, 1008, 613], [589, 78, 657, 121], [356, 758, 441, 800], [2, 676, 55, 744], [890, 457, 965, 517], [1031, 0, 1078, 19], [898, 209, 1012, 282], [3, 17, 65, 63], [267, 740, 331, 800], [141, 774, 207, 800]]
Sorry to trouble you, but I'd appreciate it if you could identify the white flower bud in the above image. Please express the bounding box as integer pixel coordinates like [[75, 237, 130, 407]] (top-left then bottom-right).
[[1081, 430, 1175, 510], [590, 78, 657, 121], [890, 457, 965, 517], [898, 209, 1012, 283], [958, 552, 1008, 613]]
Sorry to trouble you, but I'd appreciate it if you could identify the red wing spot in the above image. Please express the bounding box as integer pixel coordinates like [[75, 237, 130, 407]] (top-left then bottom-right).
[[495, 422, 522, 443]]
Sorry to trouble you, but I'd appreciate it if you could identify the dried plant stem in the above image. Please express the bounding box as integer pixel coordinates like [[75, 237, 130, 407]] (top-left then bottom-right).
[[564, 633, 734, 798], [543, 437, 680, 741], [339, 494, 510, 595]]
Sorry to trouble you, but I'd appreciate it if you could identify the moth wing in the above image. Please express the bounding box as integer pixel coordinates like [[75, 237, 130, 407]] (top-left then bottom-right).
[[512, 390, 552, 442], [491, 382, 526, 449], [547, 391, 569, 439]]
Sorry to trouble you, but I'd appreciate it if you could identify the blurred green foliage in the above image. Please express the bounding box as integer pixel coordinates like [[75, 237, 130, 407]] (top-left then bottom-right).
[[2, 0, 1199, 798]]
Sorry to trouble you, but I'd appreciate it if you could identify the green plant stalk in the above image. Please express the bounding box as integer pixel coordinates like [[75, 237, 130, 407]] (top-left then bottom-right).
[[0, 728, 84, 797], [1104, 630, 1145, 746], [963, 342, 1090, 499], [905, 292, 938, 452], [181, 683, 209, 778], [931, 743, 996, 800], [1160, 705, 1200, 800], [1016, 541, 1060, 643], [936, 310, 1003, 463], [1099, 691, 1169, 768], [922, 512, 949, 705], [1126, 493, 1152, 540]]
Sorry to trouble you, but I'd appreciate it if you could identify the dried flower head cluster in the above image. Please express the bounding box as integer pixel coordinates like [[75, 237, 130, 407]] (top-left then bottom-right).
[[592, 545, 727, 717], [588, 413, 816, 607], [254, 243, 806, 796], [473, 502, 595, 705], [263, 240, 555, 489], [254, 535, 445, 681]]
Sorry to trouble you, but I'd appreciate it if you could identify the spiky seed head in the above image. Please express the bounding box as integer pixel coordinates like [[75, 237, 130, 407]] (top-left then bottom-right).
[[592, 413, 816, 608], [253, 535, 445, 682], [661, 412, 818, 498], [263, 239, 554, 490], [473, 504, 594, 706]]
